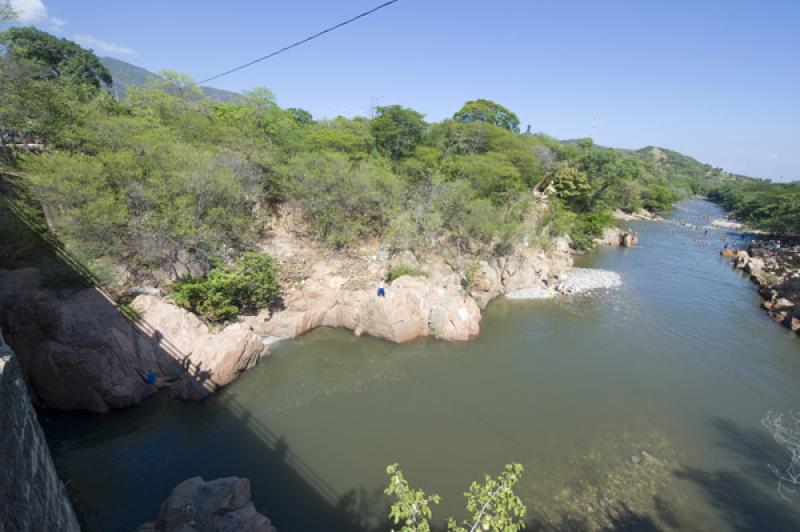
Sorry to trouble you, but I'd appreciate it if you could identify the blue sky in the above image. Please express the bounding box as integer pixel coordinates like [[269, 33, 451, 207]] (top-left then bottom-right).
[[10, 0, 799, 181]]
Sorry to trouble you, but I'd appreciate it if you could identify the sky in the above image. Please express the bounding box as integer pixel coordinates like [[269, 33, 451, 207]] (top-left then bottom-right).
[[9, 0, 800, 181]]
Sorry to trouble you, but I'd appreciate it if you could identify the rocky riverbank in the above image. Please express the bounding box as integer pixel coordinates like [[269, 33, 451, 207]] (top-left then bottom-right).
[[0, 214, 639, 413], [252, 221, 576, 343], [613, 208, 664, 222], [723, 237, 800, 335]]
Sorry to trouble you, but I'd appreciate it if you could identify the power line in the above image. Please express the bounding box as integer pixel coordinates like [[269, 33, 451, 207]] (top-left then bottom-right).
[[196, 0, 402, 86]]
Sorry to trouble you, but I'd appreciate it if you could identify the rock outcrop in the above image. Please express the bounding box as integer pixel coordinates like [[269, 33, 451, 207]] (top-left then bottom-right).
[[263, 263, 481, 343], [613, 208, 663, 222], [259, 242, 572, 344], [135, 476, 275, 532], [0, 268, 269, 412], [596, 227, 639, 247], [726, 238, 800, 335], [131, 295, 270, 401]]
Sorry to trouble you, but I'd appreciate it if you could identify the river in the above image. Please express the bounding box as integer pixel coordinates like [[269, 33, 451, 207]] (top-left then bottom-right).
[[40, 199, 800, 531]]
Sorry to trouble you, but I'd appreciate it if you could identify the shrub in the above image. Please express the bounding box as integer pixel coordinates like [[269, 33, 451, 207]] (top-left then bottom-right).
[[571, 210, 614, 251], [385, 463, 526, 532], [387, 263, 426, 282], [283, 152, 403, 247], [543, 200, 613, 251], [171, 252, 278, 322]]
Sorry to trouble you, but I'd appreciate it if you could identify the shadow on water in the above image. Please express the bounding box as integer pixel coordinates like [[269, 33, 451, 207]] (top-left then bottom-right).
[[525, 504, 662, 532], [672, 417, 800, 532], [7, 180, 800, 531], [0, 172, 392, 531]]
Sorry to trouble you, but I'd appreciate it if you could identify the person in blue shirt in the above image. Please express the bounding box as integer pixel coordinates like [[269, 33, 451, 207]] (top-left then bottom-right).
[[377, 279, 386, 297]]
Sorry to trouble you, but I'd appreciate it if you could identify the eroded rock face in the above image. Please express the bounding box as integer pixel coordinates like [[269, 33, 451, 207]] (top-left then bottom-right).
[[0, 269, 159, 412], [135, 476, 275, 532], [0, 269, 269, 412], [260, 244, 572, 344], [131, 295, 270, 401], [263, 267, 481, 343]]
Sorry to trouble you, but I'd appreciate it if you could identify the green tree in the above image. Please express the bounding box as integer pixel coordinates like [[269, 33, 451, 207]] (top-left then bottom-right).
[[370, 104, 426, 160], [304, 116, 374, 156], [287, 107, 313, 125], [443, 152, 525, 205], [171, 252, 279, 322], [454, 99, 520, 133], [1, 26, 112, 87], [385, 463, 527, 532], [150, 69, 204, 101], [0, 2, 16, 25], [283, 151, 402, 247], [549, 162, 591, 208]]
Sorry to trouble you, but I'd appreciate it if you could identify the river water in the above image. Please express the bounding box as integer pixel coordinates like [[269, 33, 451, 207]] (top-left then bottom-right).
[[41, 199, 800, 531]]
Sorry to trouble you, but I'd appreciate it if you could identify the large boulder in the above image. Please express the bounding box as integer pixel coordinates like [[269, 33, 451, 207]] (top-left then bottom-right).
[[596, 227, 623, 246], [744, 256, 765, 276], [0, 269, 269, 412], [0, 269, 160, 412], [734, 251, 750, 269], [130, 295, 270, 401], [262, 265, 483, 343], [621, 231, 638, 247], [135, 477, 275, 532]]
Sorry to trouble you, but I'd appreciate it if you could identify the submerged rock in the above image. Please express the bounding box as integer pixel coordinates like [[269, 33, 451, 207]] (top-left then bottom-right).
[[135, 476, 275, 532]]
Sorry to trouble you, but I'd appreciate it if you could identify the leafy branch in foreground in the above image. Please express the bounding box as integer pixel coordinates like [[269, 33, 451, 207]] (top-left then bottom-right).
[[763, 410, 800, 503], [385, 463, 526, 532]]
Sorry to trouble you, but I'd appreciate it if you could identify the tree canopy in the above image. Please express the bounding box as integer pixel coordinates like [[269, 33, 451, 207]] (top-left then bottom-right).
[[454, 99, 520, 132], [0, 3, 15, 25], [1, 26, 112, 88], [370, 104, 426, 160]]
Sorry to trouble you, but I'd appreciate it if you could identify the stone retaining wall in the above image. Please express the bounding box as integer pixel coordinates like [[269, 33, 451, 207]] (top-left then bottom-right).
[[0, 341, 80, 532]]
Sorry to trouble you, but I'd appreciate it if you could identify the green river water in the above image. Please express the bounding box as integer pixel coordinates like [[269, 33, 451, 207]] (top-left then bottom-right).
[[41, 199, 800, 531]]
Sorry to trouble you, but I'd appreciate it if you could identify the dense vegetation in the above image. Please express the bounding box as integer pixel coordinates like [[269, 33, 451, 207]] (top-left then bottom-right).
[[170, 252, 279, 322], [3, 25, 780, 317], [709, 180, 800, 234]]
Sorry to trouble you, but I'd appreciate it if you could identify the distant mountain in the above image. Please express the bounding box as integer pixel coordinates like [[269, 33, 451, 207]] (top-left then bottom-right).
[[100, 56, 241, 103]]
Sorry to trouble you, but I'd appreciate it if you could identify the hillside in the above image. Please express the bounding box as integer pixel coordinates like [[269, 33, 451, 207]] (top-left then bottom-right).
[[100, 56, 241, 103], [634, 146, 749, 192]]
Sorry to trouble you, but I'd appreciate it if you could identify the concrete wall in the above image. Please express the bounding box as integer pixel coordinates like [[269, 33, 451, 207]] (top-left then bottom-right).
[[0, 344, 80, 532]]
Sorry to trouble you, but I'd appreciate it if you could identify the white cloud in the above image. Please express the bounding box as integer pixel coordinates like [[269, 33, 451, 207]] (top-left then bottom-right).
[[10, 0, 48, 24], [73, 33, 136, 56], [10, 0, 66, 32], [48, 16, 65, 30], [767, 153, 779, 161]]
